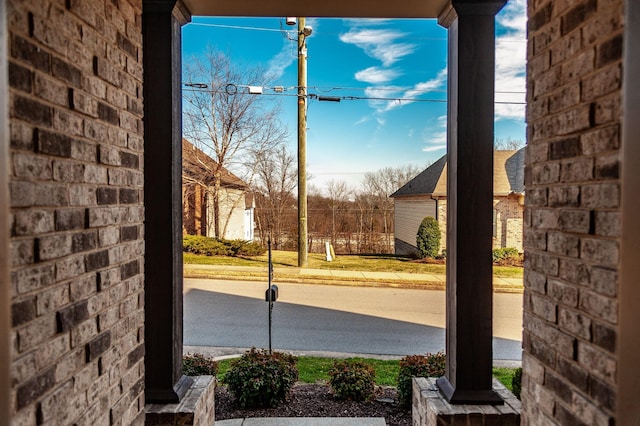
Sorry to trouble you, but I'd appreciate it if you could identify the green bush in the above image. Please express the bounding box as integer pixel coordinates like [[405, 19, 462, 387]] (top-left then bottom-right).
[[183, 353, 218, 376], [182, 235, 265, 257], [223, 348, 298, 408], [226, 239, 266, 256], [397, 352, 446, 409], [512, 367, 522, 399], [328, 359, 376, 401], [416, 217, 441, 259], [492, 247, 522, 266]]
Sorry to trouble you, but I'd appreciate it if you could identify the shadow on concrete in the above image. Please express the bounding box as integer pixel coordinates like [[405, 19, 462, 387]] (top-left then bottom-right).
[[184, 289, 522, 360]]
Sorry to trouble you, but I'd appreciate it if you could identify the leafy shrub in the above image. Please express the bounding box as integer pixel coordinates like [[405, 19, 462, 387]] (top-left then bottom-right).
[[183, 235, 265, 257], [512, 367, 522, 399], [328, 359, 376, 401], [223, 348, 298, 408], [183, 353, 218, 376], [416, 217, 441, 259], [225, 239, 266, 256], [492, 247, 523, 266], [397, 352, 446, 408]]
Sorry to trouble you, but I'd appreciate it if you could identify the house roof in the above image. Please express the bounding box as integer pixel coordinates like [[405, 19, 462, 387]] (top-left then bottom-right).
[[391, 148, 525, 198], [390, 154, 448, 197], [182, 139, 247, 189]]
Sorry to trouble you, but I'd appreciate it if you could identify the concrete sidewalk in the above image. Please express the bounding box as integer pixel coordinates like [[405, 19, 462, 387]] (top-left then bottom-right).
[[216, 418, 386, 425], [183, 263, 524, 293]]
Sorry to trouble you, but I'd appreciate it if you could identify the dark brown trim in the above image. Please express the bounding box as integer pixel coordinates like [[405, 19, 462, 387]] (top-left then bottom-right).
[[437, 0, 508, 404], [618, 0, 640, 422], [0, 0, 10, 422], [142, 0, 193, 403]]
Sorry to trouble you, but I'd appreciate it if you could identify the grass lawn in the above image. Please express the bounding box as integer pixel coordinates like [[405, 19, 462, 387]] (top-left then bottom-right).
[[184, 250, 523, 278], [216, 356, 519, 392]]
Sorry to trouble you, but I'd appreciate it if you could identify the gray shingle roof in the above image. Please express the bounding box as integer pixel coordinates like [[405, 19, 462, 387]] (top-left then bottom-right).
[[391, 148, 525, 198]]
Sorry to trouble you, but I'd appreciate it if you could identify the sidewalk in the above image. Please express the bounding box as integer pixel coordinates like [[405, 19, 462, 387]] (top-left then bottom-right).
[[183, 263, 524, 293]]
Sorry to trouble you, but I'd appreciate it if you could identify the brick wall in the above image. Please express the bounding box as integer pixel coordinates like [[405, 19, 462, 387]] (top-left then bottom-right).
[[7, 0, 145, 424], [523, 0, 622, 424], [493, 196, 524, 251]]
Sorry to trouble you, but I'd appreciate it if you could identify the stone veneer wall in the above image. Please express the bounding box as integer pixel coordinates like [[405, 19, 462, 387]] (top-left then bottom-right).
[[523, 0, 622, 424], [8, 0, 146, 424]]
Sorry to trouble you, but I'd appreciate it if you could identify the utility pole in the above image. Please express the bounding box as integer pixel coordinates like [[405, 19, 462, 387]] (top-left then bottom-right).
[[297, 17, 309, 267]]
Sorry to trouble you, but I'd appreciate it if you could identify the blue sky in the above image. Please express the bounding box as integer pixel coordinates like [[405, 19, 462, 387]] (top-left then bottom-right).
[[182, 0, 526, 192]]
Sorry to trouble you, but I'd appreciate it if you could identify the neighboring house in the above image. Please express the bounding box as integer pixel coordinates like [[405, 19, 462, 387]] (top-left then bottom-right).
[[182, 139, 255, 240], [391, 149, 525, 256]]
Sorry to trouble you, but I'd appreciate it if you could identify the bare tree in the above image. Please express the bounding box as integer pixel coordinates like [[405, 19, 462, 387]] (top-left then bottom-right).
[[252, 145, 297, 248], [183, 48, 288, 238], [326, 180, 351, 246], [495, 137, 525, 150]]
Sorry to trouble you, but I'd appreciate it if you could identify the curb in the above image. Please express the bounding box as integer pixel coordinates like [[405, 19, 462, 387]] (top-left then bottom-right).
[[183, 269, 524, 294]]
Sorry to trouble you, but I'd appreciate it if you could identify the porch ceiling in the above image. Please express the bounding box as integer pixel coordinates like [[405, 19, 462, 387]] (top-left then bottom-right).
[[181, 0, 451, 18]]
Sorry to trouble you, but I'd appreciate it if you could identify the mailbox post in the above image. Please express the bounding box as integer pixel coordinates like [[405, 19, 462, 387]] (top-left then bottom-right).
[[265, 237, 278, 353]]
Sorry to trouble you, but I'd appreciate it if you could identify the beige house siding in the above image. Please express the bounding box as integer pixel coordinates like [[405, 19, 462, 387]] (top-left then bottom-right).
[[208, 187, 247, 240], [7, 0, 146, 424], [522, 0, 622, 424], [393, 197, 437, 255], [394, 195, 523, 255]]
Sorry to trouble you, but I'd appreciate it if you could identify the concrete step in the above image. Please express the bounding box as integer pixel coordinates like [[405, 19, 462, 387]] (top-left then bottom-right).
[[216, 417, 387, 425]]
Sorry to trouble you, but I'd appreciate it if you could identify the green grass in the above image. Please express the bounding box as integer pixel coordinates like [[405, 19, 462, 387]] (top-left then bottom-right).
[[184, 250, 523, 278], [216, 355, 518, 391]]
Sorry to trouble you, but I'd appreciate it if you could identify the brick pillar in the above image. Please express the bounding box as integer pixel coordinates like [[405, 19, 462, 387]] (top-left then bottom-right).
[[436, 0, 507, 404], [143, 0, 192, 403]]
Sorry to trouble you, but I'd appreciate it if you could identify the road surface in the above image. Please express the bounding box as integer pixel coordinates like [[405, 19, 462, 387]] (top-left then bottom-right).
[[183, 278, 523, 360]]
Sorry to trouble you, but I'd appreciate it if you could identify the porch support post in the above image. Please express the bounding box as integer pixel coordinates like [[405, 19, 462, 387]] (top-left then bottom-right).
[[142, 0, 192, 403], [0, 0, 10, 421], [436, 0, 507, 404]]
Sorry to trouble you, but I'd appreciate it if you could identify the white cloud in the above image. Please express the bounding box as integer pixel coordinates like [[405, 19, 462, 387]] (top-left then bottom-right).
[[382, 67, 447, 113], [355, 66, 400, 84], [267, 38, 296, 80], [422, 115, 447, 153], [495, 0, 527, 121], [339, 29, 416, 66], [423, 144, 446, 152], [355, 116, 371, 125]]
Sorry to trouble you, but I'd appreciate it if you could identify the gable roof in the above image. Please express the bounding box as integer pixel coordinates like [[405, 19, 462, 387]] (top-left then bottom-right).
[[391, 154, 448, 197], [391, 148, 525, 198], [182, 139, 247, 189]]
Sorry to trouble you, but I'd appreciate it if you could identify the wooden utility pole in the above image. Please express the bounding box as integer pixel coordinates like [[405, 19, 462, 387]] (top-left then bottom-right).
[[297, 17, 308, 267]]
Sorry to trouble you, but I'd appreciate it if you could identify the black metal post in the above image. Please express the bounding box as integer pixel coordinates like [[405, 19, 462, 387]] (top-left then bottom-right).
[[268, 236, 273, 354]]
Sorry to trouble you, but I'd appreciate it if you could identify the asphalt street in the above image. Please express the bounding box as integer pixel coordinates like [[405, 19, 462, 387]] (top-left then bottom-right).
[[183, 278, 523, 360]]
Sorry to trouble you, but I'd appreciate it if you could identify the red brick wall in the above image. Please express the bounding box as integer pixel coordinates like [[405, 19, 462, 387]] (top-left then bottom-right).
[[8, 0, 145, 424], [523, 0, 622, 424]]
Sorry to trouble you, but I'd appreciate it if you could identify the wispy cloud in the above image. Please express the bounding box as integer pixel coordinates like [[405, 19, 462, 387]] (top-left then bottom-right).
[[495, 0, 526, 121], [382, 68, 447, 112], [339, 29, 416, 66], [267, 38, 296, 80], [355, 66, 400, 84], [422, 115, 447, 153]]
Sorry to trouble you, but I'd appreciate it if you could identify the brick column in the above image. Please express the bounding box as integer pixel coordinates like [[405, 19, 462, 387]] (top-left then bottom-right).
[[143, 0, 192, 403], [436, 0, 507, 404]]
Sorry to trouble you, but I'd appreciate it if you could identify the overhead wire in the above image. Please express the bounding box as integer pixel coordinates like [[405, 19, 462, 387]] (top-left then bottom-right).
[[183, 86, 525, 105]]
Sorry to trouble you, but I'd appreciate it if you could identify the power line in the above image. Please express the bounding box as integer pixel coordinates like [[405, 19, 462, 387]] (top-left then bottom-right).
[[183, 85, 526, 105], [188, 22, 289, 33]]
